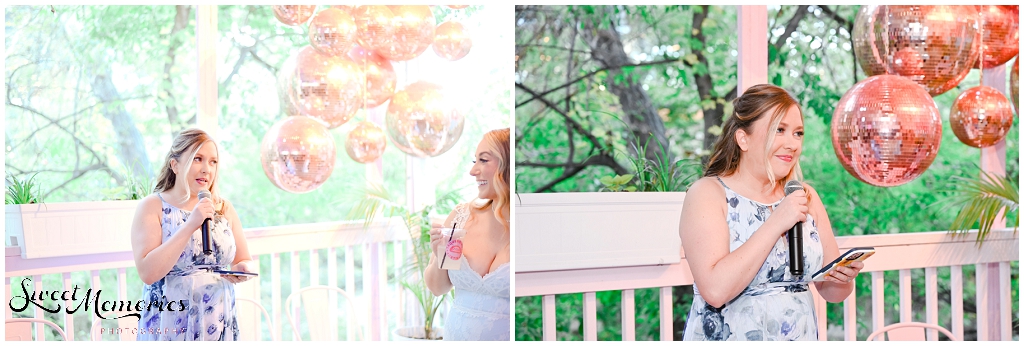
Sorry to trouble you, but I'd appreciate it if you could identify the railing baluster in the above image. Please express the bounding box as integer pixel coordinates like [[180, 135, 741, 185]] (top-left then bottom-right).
[[5, 277, 11, 319], [659, 286, 672, 341], [62, 272, 74, 340], [951, 265, 963, 341], [91, 271, 101, 341], [898, 269, 911, 323], [871, 271, 884, 336], [621, 289, 635, 341], [362, 243, 374, 340], [346, 245, 356, 341], [393, 241, 404, 328], [810, 284, 826, 340], [999, 261, 1010, 340], [271, 252, 282, 342], [328, 248, 338, 341], [582, 292, 597, 341], [291, 250, 300, 340], [33, 274, 42, 341], [976, 263, 989, 341], [377, 241, 387, 341], [310, 249, 319, 286], [844, 280, 857, 341], [117, 268, 128, 341], [925, 267, 938, 340], [542, 294, 556, 341]]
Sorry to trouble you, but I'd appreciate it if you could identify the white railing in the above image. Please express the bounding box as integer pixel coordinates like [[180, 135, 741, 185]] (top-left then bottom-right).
[[515, 229, 1019, 341], [5, 217, 437, 341]]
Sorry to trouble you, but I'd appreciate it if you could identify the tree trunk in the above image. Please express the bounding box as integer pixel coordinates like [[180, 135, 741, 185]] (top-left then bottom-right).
[[582, 9, 671, 163], [161, 5, 192, 137], [90, 65, 152, 180], [691, 6, 733, 153]]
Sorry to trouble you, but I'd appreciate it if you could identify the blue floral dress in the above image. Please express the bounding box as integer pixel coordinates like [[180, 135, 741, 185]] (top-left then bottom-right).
[[137, 194, 239, 341], [682, 177, 824, 341]]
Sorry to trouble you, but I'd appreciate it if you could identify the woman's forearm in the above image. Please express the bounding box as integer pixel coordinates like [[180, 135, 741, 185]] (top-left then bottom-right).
[[137, 221, 198, 285], [694, 227, 785, 307], [423, 254, 453, 296], [815, 280, 854, 303]]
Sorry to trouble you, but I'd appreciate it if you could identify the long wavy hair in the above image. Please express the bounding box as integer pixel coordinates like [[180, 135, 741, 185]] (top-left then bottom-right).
[[474, 128, 511, 233], [704, 84, 803, 189], [153, 128, 221, 210]]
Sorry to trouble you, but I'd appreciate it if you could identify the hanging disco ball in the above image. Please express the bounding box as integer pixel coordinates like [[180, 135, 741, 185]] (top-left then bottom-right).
[[309, 8, 358, 57], [352, 5, 394, 54], [1012, 56, 1019, 114], [375, 5, 436, 61], [433, 21, 472, 61], [345, 121, 388, 163], [261, 116, 337, 194], [974, 5, 1019, 69], [281, 46, 365, 129], [272, 5, 316, 26], [950, 86, 1015, 148], [831, 75, 943, 186], [347, 45, 397, 108], [446, 5, 469, 10], [385, 81, 464, 158], [853, 5, 980, 96], [276, 53, 301, 116]]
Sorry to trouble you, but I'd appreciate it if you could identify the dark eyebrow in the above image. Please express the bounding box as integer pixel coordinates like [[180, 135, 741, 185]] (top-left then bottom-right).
[[779, 121, 804, 130]]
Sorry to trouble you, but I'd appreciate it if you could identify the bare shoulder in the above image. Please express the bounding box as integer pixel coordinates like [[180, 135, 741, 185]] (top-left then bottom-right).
[[686, 176, 726, 202], [137, 194, 163, 213], [802, 182, 824, 206]]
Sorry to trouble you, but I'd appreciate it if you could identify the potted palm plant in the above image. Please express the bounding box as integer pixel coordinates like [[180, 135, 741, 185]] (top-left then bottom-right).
[[351, 183, 460, 340], [939, 170, 1019, 244]]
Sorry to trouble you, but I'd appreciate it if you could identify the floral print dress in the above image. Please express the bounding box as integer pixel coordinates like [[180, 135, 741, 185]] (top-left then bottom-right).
[[137, 194, 239, 341], [682, 177, 824, 341]]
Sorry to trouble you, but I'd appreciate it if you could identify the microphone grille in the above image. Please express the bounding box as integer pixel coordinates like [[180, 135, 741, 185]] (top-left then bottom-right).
[[197, 190, 211, 199], [784, 180, 803, 196]]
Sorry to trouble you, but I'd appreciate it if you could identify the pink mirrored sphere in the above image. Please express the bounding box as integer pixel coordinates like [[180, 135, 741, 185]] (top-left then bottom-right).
[[831, 75, 943, 187], [385, 81, 464, 157], [950, 85, 1014, 148], [261, 116, 337, 194], [345, 121, 387, 163]]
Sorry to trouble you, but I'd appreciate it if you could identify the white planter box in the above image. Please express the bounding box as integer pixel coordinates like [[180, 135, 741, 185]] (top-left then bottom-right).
[[515, 192, 686, 272], [5, 200, 139, 259]]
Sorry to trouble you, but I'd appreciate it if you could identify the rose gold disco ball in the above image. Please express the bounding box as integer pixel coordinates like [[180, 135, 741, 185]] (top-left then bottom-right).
[[950, 86, 1015, 148], [1012, 56, 1019, 114], [331, 5, 354, 14], [281, 46, 365, 129], [347, 45, 397, 108], [376, 5, 436, 61], [352, 5, 394, 54], [447, 5, 469, 10], [853, 5, 980, 96], [974, 5, 1019, 69], [385, 81, 464, 157], [261, 116, 336, 194], [345, 121, 387, 163], [272, 5, 316, 26], [432, 21, 472, 61], [309, 8, 358, 57], [831, 74, 943, 187]]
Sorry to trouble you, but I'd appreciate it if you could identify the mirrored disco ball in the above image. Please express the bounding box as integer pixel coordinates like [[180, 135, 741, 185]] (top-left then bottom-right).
[[347, 45, 397, 108], [974, 5, 1019, 69], [261, 116, 336, 193], [309, 8, 358, 57], [276, 53, 301, 116], [345, 121, 387, 163], [352, 5, 394, 54], [1012, 56, 1019, 114], [376, 5, 436, 61], [950, 86, 1014, 148], [853, 5, 980, 96], [272, 5, 316, 26], [831, 74, 943, 186], [282, 46, 365, 129], [385, 81, 464, 157], [433, 21, 472, 61]]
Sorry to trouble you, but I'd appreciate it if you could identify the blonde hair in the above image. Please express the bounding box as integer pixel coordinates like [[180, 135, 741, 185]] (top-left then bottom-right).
[[474, 128, 510, 232], [704, 84, 803, 190], [153, 128, 221, 209]]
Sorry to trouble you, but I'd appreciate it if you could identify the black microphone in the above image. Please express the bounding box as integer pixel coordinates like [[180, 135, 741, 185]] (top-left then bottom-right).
[[198, 189, 213, 255], [784, 180, 804, 277]]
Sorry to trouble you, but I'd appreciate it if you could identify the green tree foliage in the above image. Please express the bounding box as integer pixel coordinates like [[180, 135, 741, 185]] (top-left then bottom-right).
[[515, 5, 1018, 341]]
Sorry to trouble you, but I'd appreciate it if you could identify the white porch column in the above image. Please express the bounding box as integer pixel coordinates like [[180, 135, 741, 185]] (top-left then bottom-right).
[[196, 5, 218, 136], [737, 5, 768, 94], [979, 65, 1008, 341]]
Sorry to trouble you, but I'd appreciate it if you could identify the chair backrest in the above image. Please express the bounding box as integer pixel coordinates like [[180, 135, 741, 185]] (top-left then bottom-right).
[[6, 318, 68, 341], [236, 297, 277, 341], [866, 322, 959, 341], [284, 285, 362, 341], [89, 310, 138, 341]]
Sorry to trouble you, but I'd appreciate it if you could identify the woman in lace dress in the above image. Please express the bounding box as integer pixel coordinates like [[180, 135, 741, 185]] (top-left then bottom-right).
[[425, 128, 511, 341], [130, 128, 255, 341], [679, 85, 863, 340]]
